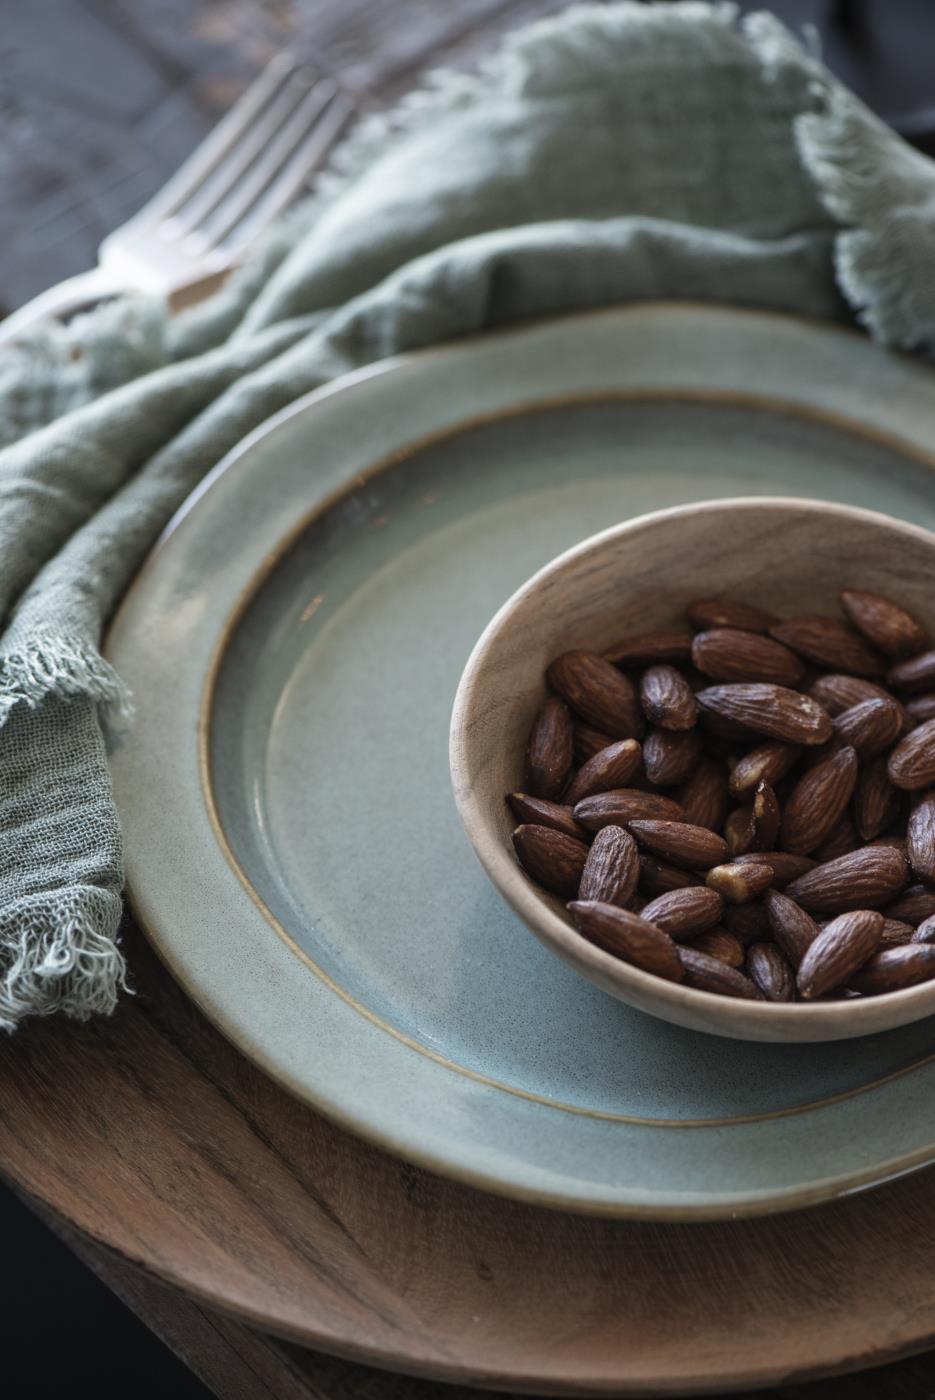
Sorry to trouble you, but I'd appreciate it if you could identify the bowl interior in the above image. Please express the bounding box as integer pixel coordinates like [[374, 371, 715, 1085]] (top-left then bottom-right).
[[451, 497, 935, 1041]]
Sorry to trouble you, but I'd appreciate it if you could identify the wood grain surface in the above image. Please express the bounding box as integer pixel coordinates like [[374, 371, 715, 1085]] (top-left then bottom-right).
[[4, 2, 935, 1397]]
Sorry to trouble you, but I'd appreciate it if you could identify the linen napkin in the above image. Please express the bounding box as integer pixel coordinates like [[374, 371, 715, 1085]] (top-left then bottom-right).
[[2, 2, 935, 1031]]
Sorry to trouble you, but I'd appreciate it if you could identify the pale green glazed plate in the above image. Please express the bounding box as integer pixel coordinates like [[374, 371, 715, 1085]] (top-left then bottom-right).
[[107, 304, 935, 1219]]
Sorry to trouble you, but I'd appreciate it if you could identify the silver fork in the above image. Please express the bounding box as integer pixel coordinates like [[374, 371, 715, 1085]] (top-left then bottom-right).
[[0, 54, 357, 345]]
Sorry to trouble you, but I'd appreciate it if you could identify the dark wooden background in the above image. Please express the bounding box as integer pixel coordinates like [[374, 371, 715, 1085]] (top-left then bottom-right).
[[3, 3, 935, 1399]]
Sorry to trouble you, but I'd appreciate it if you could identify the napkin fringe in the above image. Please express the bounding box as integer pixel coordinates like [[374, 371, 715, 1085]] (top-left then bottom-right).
[[0, 886, 127, 1033], [0, 634, 133, 728]]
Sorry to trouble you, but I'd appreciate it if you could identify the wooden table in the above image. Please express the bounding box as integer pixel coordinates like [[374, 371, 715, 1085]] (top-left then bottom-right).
[[3, 4, 935, 1397]]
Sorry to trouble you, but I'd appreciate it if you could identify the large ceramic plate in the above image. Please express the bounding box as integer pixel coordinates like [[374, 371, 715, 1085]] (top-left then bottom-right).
[[108, 304, 935, 1219]]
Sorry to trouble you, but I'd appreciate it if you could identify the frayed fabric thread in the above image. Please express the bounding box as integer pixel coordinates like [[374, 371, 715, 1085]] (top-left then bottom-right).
[[0, 634, 133, 728]]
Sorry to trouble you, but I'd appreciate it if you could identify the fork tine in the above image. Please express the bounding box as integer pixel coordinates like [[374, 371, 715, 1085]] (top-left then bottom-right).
[[129, 52, 303, 228], [225, 93, 357, 252], [193, 81, 345, 247]]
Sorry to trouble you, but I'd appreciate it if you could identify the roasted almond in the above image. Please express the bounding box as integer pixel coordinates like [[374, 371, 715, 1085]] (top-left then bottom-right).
[[728, 742, 801, 798], [562, 738, 642, 806], [849, 943, 935, 994], [578, 826, 639, 906], [526, 697, 573, 799], [907, 791, 935, 887], [734, 850, 816, 888], [691, 628, 805, 686], [696, 708, 762, 744], [568, 901, 683, 981], [885, 884, 935, 927], [512, 824, 589, 896], [677, 946, 761, 998], [813, 814, 860, 863], [785, 845, 909, 914], [695, 684, 833, 746], [628, 819, 728, 871], [763, 888, 820, 967], [573, 725, 615, 763], [706, 861, 775, 904], [912, 915, 935, 944], [507, 793, 588, 841], [573, 788, 684, 833], [604, 630, 693, 667], [722, 900, 769, 944], [879, 918, 915, 947], [854, 757, 902, 841], [637, 854, 704, 897], [724, 806, 755, 857], [686, 598, 777, 633], [796, 909, 883, 999], [639, 665, 697, 731], [642, 727, 703, 787], [769, 616, 884, 678], [888, 718, 935, 791], [547, 651, 643, 739], [832, 698, 904, 759], [780, 746, 858, 854], [750, 781, 781, 851], [746, 942, 796, 1001], [887, 647, 935, 695], [840, 589, 929, 659], [691, 928, 745, 967], [639, 886, 724, 939], [808, 673, 903, 717], [907, 694, 935, 725], [676, 760, 728, 832]]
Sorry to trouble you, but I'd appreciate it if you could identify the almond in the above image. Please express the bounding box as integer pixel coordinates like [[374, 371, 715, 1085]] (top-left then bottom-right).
[[854, 757, 902, 841], [686, 598, 777, 633], [547, 651, 643, 739], [639, 665, 697, 731], [562, 739, 642, 806], [526, 697, 573, 799], [763, 888, 820, 967], [512, 824, 589, 896], [578, 826, 639, 906], [573, 789, 684, 833], [640, 886, 724, 939], [573, 726, 615, 763], [886, 884, 935, 927], [696, 708, 762, 743], [734, 850, 816, 888], [691, 628, 805, 686], [642, 727, 703, 787], [769, 616, 884, 678], [604, 630, 693, 667], [724, 806, 755, 857], [781, 746, 858, 854], [628, 819, 728, 871], [785, 845, 909, 914], [832, 698, 903, 759], [879, 918, 915, 947], [691, 928, 745, 967], [637, 854, 704, 897], [813, 814, 860, 863], [912, 915, 935, 944], [797, 910, 883, 999], [568, 901, 683, 981], [849, 943, 935, 994], [676, 760, 729, 832], [728, 742, 801, 798], [677, 946, 761, 998], [907, 791, 935, 886], [808, 673, 903, 717], [887, 647, 935, 695], [507, 793, 588, 841], [907, 694, 935, 725], [888, 718, 935, 791], [840, 589, 929, 658], [750, 781, 781, 851], [695, 684, 833, 746], [746, 942, 796, 1001], [722, 900, 770, 944], [706, 861, 775, 904]]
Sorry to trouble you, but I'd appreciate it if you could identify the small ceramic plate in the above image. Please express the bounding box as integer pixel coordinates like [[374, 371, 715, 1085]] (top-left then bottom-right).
[[108, 304, 935, 1219]]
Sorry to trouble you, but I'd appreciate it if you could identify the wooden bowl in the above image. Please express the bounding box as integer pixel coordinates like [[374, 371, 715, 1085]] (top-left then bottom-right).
[[450, 497, 935, 1042]]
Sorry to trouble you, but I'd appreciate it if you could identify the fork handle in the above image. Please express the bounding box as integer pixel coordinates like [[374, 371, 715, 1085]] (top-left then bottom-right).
[[0, 267, 127, 348]]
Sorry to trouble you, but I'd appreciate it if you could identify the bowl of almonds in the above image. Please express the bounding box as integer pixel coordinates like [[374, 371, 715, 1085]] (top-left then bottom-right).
[[450, 497, 935, 1041]]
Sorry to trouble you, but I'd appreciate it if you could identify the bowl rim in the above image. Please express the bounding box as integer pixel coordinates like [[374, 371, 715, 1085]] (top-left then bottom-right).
[[450, 495, 935, 1036]]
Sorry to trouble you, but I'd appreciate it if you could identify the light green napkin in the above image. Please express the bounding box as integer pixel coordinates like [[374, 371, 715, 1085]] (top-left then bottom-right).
[[2, 2, 934, 1031]]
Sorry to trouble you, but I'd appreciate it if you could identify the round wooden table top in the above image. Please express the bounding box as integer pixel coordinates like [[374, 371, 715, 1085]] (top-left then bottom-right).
[[2, 926, 935, 1398]]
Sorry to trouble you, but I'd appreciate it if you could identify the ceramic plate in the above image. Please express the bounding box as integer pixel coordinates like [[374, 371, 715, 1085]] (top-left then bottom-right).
[[108, 304, 935, 1219]]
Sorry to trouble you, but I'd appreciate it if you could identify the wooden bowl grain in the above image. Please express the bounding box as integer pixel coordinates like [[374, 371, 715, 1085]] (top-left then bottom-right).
[[450, 497, 935, 1042]]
